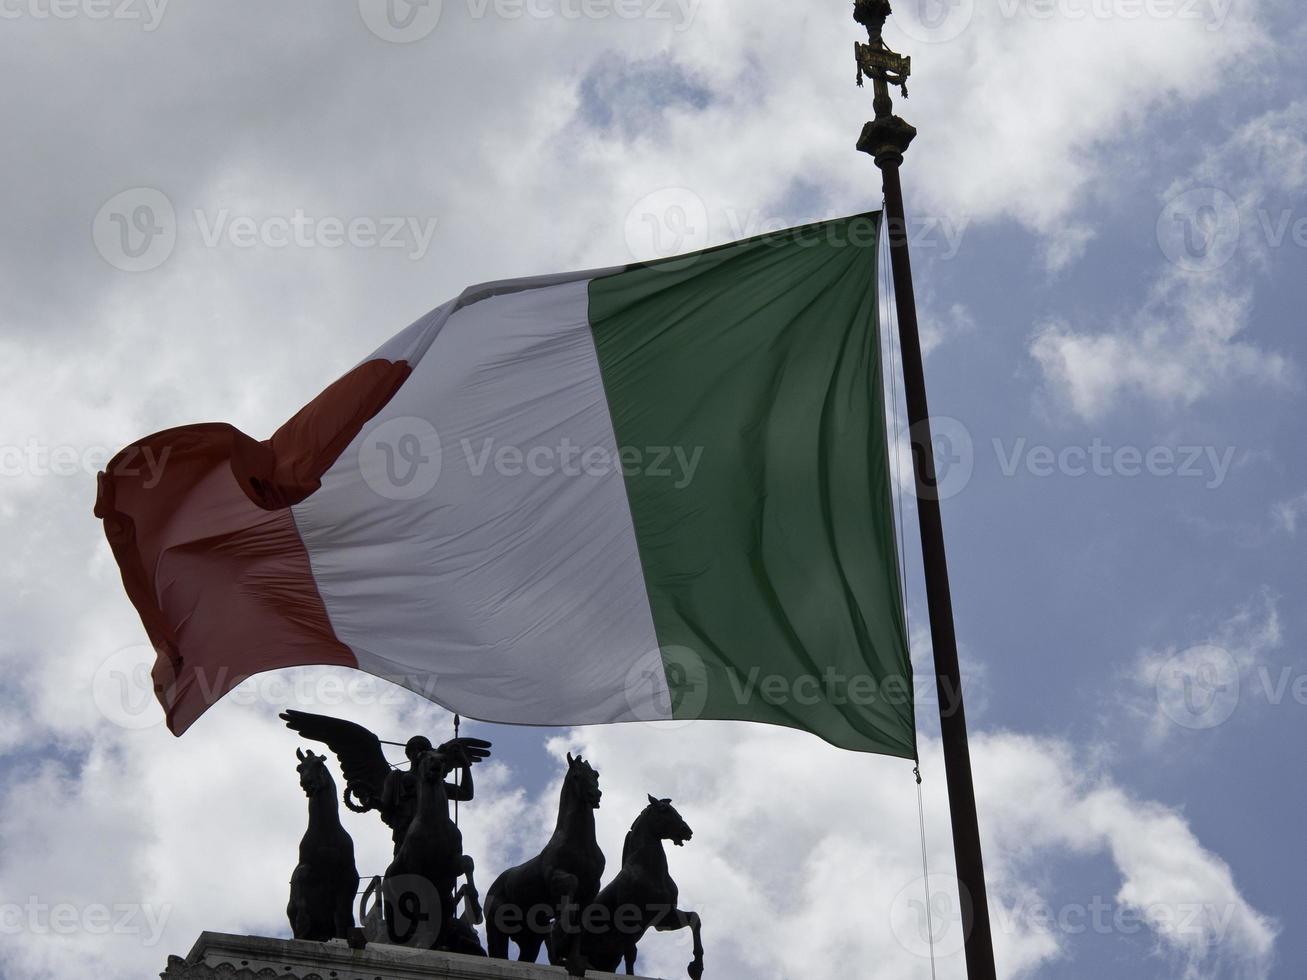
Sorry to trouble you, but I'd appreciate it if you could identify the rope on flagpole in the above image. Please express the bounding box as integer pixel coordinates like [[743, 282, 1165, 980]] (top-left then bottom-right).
[[915, 765, 938, 980], [881, 204, 912, 644], [881, 206, 939, 979]]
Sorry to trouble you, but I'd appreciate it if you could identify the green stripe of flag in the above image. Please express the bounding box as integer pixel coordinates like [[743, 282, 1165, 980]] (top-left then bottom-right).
[[588, 212, 916, 758]]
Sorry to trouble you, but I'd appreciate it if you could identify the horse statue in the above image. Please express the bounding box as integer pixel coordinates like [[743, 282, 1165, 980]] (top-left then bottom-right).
[[485, 752, 605, 972], [287, 749, 359, 942], [383, 746, 485, 954], [581, 795, 704, 979]]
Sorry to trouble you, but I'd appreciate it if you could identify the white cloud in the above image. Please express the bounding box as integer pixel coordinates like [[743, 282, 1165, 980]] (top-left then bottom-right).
[[888, 0, 1265, 235], [920, 301, 978, 359], [1031, 102, 1306, 421], [1271, 491, 1307, 535]]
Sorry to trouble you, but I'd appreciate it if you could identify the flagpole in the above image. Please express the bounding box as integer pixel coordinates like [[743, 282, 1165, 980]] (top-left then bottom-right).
[[853, 4, 997, 978]]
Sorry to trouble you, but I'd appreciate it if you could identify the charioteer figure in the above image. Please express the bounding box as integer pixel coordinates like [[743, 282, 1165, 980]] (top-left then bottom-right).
[[378, 734, 477, 851], [280, 710, 492, 953], [280, 709, 490, 852]]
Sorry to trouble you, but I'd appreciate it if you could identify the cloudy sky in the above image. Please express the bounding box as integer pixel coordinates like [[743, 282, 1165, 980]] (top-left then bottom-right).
[[1, 0, 1304, 977]]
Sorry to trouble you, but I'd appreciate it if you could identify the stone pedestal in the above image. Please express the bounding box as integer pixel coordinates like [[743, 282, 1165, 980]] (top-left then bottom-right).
[[161, 932, 659, 980]]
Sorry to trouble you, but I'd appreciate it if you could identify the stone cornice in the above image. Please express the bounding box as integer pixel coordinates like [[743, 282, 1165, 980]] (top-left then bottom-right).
[[160, 932, 658, 980]]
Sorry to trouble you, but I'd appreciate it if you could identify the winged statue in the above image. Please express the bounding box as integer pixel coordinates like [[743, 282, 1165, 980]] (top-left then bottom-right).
[[279, 709, 492, 853]]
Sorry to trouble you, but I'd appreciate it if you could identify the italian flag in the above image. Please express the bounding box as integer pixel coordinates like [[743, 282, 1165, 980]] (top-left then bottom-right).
[[96, 212, 915, 759]]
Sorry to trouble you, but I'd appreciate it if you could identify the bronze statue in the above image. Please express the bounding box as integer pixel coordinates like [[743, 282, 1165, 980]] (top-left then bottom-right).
[[383, 746, 485, 953], [286, 749, 359, 942], [280, 710, 490, 952], [485, 753, 605, 973], [580, 796, 704, 979], [278, 710, 490, 851]]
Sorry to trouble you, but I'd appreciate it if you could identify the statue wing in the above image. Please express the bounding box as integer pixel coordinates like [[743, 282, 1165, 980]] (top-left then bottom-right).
[[279, 710, 392, 808]]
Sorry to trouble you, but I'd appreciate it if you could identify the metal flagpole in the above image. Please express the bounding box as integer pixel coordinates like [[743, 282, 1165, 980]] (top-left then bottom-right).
[[453, 713, 461, 827], [852, 3, 997, 978]]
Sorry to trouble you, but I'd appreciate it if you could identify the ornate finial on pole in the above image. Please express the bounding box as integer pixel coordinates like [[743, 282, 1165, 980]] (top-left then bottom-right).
[[853, 0, 917, 167]]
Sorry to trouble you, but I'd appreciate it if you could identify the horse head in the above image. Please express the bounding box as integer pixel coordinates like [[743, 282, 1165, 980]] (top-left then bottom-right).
[[636, 794, 693, 847], [565, 751, 602, 809], [295, 748, 331, 797], [414, 747, 453, 787]]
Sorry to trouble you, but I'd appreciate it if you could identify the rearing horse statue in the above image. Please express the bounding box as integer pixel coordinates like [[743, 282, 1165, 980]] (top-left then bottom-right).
[[581, 795, 704, 979], [485, 753, 605, 973], [383, 747, 484, 953], [287, 749, 359, 941]]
